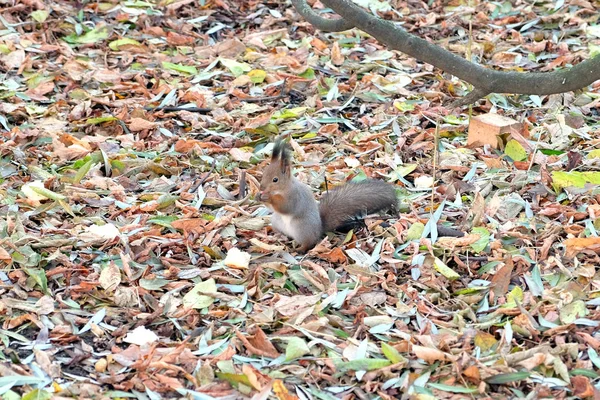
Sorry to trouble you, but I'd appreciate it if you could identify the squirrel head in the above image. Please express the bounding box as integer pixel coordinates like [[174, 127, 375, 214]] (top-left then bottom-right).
[[257, 138, 292, 208]]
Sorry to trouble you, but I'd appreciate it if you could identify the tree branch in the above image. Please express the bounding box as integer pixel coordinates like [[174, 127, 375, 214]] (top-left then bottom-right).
[[290, 0, 354, 32], [293, 0, 600, 106]]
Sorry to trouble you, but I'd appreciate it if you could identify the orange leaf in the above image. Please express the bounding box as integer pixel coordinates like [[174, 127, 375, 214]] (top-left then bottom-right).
[[564, 237, 600, 258], [241, 364, 262, 390], [171, 218, 208, 235], [571, 376, 595, 398], [318, 247, 347, 263], [273, 379, 299, 400], [463, 365, 480, 383]]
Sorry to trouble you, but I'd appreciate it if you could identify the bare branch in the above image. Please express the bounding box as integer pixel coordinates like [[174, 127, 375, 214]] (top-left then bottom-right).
[[290, 0, 354, 32], [294, 0, 600, 105]]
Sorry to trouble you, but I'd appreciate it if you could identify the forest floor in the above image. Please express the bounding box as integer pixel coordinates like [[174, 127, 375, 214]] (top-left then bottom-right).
[[1, 0, 600, 399]]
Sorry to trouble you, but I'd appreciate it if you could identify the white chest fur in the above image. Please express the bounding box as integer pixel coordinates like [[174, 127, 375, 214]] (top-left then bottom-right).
[[271, 212, 298, 240], [277, 214, 295, 238]]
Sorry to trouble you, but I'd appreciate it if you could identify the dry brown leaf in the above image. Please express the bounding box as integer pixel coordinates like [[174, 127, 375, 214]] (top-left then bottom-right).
[[412, 345, 456, 363], [99, 262, 121, 292], [246, 327, 280, 358], [490, 257, 514, 303], [128, 117, 156, 132], [331, 41, 344, 66]]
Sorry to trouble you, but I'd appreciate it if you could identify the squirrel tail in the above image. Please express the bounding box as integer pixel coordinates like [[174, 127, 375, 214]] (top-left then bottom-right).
[[319, 180, 398, 233]]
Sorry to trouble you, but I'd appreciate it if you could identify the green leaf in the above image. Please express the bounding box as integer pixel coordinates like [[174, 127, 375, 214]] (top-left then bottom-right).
[[156, 194, 178, 209], [332, 328, 350, 339], [1, 390, 21, 400], [30, 185, 66, 201], [589, 43, 600, 58], [162, 61, 198, 75], [428, 383, 479, 394], [63, 26, 110, 45], [247, 69, 266, 83], [12, 246, 41, 267], [470, 227, 490, 253], [26, 268, 48, 294], [336, 358, 391, 372], [57, 198, 75, 217], [139, 278, 170, 290], [85, 116, 118, 125], [148, 215, 178, 228], [501, 286, 524, 308], [406, 222, 425, 241], [273, 107, 307, 120], [485, 371, 530, 384], [588, 149, 600, 159], [0, 376, 46, 387], [504, 139, 527, 162], [381, 342, 407, 364], [215, 372, 252, 388], [559, 300, 587, 324], [570, 369, 598, 378], [394, 164, 417, 178], [31, 10, 49, 23], [219, 58, 251, 77], [299, 68, 315, 79], [551, 171, 587, 190], [433, 257, 459, 281], [182, 279, 217, 309], [22, 389, 52, 400], [538, 149, 564, 156], [285, 337, 310, 361], [582, 172, 600, 184], [73, 159, 95, 184], [109, 38, 142, 51]]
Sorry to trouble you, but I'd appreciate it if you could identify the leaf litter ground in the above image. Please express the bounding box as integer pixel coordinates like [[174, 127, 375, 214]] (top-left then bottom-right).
[[1, 0, 600, 399]]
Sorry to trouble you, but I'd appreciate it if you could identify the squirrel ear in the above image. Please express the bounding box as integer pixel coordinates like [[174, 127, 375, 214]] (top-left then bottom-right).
[[279, 151, 290, 175]]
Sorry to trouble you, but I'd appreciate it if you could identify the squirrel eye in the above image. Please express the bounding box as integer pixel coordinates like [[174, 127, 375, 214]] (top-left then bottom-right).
[[272, 177, 279, 183]]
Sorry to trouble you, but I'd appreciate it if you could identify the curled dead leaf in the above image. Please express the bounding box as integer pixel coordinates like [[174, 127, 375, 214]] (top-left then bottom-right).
[[128, 117, 156, 132]]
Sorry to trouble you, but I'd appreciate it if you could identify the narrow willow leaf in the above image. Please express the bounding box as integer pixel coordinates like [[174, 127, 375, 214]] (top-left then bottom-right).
[[428, 382, 479, 394], [30, 186, 65, 201], [73, 159, 94, 184], [485, 371, 530, 384]]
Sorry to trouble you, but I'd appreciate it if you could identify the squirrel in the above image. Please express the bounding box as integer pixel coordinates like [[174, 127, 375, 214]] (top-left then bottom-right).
[[256, 138, 398, 253]]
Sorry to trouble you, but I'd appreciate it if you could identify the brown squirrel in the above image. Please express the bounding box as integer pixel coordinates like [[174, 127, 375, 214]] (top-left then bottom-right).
[[256, 138, 398, 252]]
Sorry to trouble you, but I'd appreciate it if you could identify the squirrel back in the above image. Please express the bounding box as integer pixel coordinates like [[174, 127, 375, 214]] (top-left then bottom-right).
[[319, 180, 397, 233]]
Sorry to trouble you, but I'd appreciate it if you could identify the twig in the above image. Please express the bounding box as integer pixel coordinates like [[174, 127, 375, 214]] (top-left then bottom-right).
[[238, 170, 246, 200], [144, 106, 212, 113], [189, 159, 216, 193]]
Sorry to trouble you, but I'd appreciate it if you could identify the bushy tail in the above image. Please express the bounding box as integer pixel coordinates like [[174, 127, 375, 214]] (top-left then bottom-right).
[[319, 180, 398, 233]]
